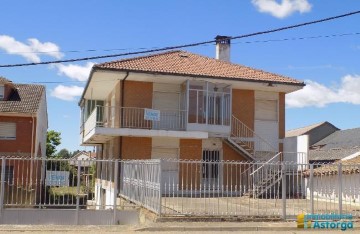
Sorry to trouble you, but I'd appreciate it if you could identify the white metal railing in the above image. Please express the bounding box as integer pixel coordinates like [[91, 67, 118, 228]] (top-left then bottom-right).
[[82, 106, 187, 135], [121, 160, 161, 214], [1, 157, 359, 221], [230, 115, 277, 158]]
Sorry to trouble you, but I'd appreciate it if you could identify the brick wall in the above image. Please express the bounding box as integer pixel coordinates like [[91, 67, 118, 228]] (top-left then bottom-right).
[[232, 89, 254, 129], [223, 141, 247, 161], [121, 137, 151, 159], [122, 80, 153, 108], [179, 139, 202, 189], [223, 141, 250, 188], [0, 116, 35, 155]]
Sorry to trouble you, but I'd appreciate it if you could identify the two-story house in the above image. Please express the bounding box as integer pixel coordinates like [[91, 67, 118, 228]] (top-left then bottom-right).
[[0, 77, 48, 205], [79, 37, 305, 204]]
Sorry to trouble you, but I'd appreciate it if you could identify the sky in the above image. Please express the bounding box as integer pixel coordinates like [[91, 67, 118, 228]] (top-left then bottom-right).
[[0, 0, 360, 153]]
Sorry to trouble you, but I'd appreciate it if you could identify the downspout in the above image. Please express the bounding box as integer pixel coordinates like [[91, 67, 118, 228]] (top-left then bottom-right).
[[119, 72, 130, 160], [31, 114, 35, 158]]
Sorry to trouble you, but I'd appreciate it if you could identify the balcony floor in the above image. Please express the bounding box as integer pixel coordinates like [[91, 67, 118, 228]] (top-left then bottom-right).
[[82, 127, 209, 144]]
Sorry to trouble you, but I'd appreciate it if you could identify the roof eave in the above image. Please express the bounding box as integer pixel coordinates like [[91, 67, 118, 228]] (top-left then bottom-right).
[[93, 67, 306, 87]]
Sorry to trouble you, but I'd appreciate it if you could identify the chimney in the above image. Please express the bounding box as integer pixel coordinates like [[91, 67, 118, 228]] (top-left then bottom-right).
[[215, 35, 231, 62]]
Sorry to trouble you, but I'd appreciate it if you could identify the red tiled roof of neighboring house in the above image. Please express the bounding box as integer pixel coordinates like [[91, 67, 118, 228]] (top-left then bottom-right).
[[304, 153, 360, 177], [0, 81, 45, 114], [94, 50, 304, 85]]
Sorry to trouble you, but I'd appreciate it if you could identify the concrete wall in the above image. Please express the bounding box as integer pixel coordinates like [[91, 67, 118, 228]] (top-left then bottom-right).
[[306, 173, 360, 204], [308, 123, 339, 146], [35, 91, 48, 158]]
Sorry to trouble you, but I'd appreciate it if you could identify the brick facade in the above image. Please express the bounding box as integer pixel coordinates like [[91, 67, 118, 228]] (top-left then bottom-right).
[[121, 137, 152, 160], [0, 116, 35, 156], [122, 80, 153, 108], [279, 92, 285, 153], [232, 89, 254, 129]]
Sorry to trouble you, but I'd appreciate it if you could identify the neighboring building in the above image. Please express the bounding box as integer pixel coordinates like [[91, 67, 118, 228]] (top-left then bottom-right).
[[0, 77, 48, 158], [285, 121, 339, 146], [79, 37, 306, 205], [0, 77, 48, 204], [287, 122, 360, 164], [69, 151, 96, 188]]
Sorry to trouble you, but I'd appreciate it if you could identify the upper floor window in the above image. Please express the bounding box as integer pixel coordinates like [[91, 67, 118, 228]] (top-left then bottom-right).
[[0, 85, 4, 100], [187, 81, 231, 126], [0, 122, 16, 140]]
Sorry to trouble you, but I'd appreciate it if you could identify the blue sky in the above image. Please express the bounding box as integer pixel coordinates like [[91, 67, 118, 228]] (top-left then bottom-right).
[[1, 0, 360, 152]]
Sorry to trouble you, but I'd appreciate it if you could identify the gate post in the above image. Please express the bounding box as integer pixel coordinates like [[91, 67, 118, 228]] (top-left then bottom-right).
[[309, 164, 314, 214], [338, 163, 342, 215], [0, 157, 6, 224], [113, 160, 119, 224], [158, 159, 162, 216], [281, 161, 286, 220], [75, 160, 81, 225]]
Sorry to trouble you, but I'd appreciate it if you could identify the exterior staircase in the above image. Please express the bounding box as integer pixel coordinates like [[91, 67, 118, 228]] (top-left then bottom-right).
[[226, 115, 277, 160], [226, 115, 282, 198]]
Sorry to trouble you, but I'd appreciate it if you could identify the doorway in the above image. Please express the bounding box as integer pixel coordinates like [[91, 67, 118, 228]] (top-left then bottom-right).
[[202, 150, 220, 190]]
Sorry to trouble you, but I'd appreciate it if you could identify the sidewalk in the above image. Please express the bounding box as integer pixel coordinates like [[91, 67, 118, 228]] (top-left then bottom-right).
[[0, 222, 357, 233]]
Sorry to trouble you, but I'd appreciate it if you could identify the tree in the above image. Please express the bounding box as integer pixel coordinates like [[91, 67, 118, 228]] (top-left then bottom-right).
[[46, 130, 61, 157], [57, 148, 71, 158]]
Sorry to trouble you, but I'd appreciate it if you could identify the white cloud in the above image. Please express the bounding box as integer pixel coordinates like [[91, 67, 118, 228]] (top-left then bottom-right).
[[252, 0, 312, 19], [0, 35, 63, 62], [55, 62, 94, 81], [51, 85, 84, 101], [286, 75, 360, 108]]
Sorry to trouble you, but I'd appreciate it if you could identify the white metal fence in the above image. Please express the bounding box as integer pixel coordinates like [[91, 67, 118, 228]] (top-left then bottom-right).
[[1, 157, 360, 221]]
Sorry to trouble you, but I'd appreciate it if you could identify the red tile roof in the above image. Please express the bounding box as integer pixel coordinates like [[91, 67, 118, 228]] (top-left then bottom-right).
[[0, 80, 45, 114], [304, 153, 360, 177], [95, 50, 304, 85]]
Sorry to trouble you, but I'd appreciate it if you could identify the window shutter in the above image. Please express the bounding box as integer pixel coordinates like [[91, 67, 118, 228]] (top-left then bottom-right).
[[255, 99, 278, 121], [0, 122, 16, 139]]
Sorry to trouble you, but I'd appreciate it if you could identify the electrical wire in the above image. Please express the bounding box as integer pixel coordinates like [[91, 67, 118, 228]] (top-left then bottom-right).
[[1, 10, 359, 68]]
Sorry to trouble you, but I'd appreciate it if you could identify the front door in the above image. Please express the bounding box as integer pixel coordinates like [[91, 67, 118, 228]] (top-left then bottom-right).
[[202, 150, 220, 190]]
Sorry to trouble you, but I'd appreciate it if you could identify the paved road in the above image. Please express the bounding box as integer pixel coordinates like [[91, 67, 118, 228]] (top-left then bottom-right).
[[0, 222, 357, 233]]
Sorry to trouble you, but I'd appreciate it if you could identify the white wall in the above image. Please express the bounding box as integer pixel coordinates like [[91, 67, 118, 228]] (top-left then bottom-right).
[[306, 174, 360, 204], [284, 135, 308, 163], [254, 91, 279, 151], [35, 91, 48, 158]]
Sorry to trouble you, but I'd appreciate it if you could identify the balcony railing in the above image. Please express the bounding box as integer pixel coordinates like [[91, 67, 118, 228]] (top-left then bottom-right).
[[83, 106, 187, 137]]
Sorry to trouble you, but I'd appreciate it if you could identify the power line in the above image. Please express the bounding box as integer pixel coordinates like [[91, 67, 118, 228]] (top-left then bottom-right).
[[232, 32, 360, 45], [3, 32, 360, 55], [1, 10, 359, 68]]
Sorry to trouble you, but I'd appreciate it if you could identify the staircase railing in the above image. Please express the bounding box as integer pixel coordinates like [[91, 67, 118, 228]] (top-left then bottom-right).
[[230, 115, 277, 158], [249, 152, 282, 197]]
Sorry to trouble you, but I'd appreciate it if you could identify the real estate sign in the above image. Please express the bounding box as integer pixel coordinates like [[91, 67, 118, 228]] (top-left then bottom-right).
[[45, 171, 70, 186], [144, 108, 160, 121]]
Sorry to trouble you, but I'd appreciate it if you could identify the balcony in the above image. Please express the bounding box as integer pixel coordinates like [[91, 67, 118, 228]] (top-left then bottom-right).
[[81, 106, 207, 144]]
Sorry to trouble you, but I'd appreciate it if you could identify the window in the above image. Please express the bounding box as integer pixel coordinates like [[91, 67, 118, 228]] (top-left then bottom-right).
[[0, 122, 16, 140], [0, 85, 4, 100]]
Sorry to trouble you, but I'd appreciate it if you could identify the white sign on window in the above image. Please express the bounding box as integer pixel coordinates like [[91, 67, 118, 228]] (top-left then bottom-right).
[[144, 108, 160, 121], [45, 171, 70, 186]]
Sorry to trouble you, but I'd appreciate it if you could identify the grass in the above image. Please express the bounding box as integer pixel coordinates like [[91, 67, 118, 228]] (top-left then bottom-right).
[[49, 186, 88, 197]]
